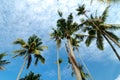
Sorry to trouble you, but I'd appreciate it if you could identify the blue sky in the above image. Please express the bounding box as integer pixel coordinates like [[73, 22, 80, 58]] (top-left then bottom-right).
[[0, 0, 120, 80]]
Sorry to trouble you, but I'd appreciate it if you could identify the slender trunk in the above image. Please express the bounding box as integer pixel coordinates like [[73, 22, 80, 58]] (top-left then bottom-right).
[[84, 14, 120, 48], [67, 39, 82, 80], [57, 47, 61, 80], [103, 35, 120, 61], [78, 52, 94, 80], [16, 57, 27, 80]]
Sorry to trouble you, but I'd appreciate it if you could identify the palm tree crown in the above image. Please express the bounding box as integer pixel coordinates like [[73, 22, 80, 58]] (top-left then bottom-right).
[[0, 53, 10, 70], [77, 5, 120, 60], [13, 34, 47, 69], [19, 71, 41, 80]]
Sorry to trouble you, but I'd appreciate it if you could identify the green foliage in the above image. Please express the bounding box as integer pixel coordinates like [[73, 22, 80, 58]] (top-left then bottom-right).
[[13, 34, 47, 69], [19, 71, 41, 80], [0, 53, 10, 70], [100, 6, 109, 22], [96, 32, 104, 50], [76, 4, 86, 15], [58, 10, 63, 17]]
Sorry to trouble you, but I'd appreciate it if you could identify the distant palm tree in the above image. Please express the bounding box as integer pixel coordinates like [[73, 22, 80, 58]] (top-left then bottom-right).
[[0, 53, 10, 70], [77, 5, 120, 60], [13, 34, 47, 80], [50, 28, 62, 80], [91, 0, 120, 4], [19, 71, 41, 80]]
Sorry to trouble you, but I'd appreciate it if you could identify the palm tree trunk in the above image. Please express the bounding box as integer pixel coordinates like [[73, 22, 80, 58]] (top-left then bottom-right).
[[16, 57, 27, 80], [57, 47, 61, 80], [77, 52, 94, 80], [67, 39, 82, 80], [103, 35, 120, 61]]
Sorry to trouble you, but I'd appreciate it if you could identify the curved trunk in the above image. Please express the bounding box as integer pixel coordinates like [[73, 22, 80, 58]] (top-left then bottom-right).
[[16, 57, 27, 80], [67, 39, 82, 80], [103, 35, 120, 61], [57, 47, 61, 80]]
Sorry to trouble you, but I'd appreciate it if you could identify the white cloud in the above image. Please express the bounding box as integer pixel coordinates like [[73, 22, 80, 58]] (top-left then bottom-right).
[[115, 75, 120, 80]]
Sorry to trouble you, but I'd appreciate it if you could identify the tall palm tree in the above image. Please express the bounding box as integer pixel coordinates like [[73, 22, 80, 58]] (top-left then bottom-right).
[[76, 5, 120, 60], [50, 27, 62, 80], [56, 11, 83, 80], [19, 71, 41, 80], [13, 34, 47, 80], [0, 53, 10, 70], [71, 37, 94, 80]]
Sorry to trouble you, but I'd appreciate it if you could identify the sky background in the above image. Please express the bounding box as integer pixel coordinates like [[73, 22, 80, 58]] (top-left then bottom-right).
[[0, 0, 120, 80]]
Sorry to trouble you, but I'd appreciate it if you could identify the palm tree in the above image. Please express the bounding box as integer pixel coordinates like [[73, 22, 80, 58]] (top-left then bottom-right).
[[0, 53, 10, 70], [56, 11, 83, 80], [76, 5, 120, 60], [19, 71, 41, 80], [91, 0, 120, 4], [13, 34, 47, 80], [50, 27, 62, 80]]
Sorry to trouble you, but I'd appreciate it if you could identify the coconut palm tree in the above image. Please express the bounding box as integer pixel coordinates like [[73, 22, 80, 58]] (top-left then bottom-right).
[[71, 37, 94, 80], [91, 0, 120, 4], [19, 71, 41, 80], [76, 5, 120, 60], [13, 34, 47, 80], [0, 53, 10, 70], [56, 11, 83, 80], [50, 27, 62, 80]]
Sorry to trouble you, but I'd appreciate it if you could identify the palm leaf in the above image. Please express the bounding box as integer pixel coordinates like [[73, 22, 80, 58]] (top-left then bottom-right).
[[85, 36, 95, 47], [100, 6, 109, 22], [0, 60, 10, 66], [0, 53, 6, 60], [38, 55, 45, 64], [96, 32, 104, 50], [105, 31, 119, 42], [26, 55, 32, 69], [76, 4, 86, 15], [101, 24, 120, 30], [35, 57, 39, 65], [58, 10, 63, 17], [37, 46, 48, 51], [67, 13, 73, 27], [13, 50, 26, 58], [13, 39, 26, 45]]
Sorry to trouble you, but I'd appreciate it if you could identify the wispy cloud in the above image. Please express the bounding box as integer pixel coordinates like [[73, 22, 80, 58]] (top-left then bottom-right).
[[115, 75, 120, 80]]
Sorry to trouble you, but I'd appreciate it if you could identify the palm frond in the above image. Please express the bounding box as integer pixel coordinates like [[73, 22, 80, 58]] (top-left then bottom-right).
[[0, 60, 10, 66], [37, 46, 48, 51], [105, 31, 119, 42], [100, 6, 109, 22], [96, 32, 104, 50], [26, 55, 32, 69], [13, 50, 26, 58], [0, 53, 6, 60], [85, 36, 95, 47], [35, 55, 45, 64], [101, 24, 120, 30], [58, 10, 63, 17], [67, 13, 73, 27], [75, 34, 87, 41], [35, 57, 39, 65], [13, 38, 26, 45], [76, 4, 86, 15]]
